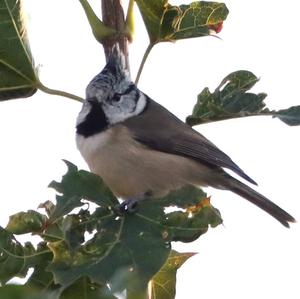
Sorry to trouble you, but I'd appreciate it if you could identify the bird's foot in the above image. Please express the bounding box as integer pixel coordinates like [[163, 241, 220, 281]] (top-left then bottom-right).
[[113, 199, 139, 215]]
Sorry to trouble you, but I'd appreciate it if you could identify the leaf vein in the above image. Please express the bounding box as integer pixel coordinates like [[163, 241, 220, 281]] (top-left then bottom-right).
[[3, 0, 35, 75]]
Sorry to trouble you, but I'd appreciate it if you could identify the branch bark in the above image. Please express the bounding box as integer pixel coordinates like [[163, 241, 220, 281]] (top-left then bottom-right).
[[101, 0, 129, 69]]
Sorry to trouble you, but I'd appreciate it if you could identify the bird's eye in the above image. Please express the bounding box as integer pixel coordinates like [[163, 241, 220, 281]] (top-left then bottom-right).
[[112, 93, 122, 102]]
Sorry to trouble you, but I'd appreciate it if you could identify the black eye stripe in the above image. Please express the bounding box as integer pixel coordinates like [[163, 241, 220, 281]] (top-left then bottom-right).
[[112, 94, 121, 102], [123, 84, 135, 94], [112, 84, 136, 102]]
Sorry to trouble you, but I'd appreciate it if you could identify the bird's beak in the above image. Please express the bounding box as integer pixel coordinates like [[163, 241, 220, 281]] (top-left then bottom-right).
[[86, 97, 97, 104]]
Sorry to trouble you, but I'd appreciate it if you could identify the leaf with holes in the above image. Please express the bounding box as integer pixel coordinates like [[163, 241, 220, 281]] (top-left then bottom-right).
[[0, 0, 37, 100], [144, 186, 222, 243], [6, 210, 47, 235], [157, 185, 207, 208], [0, 227, 52, 286], [150, 250, 196, 299], [0, 227, 27, 283], [48, 160, 118, 221], [47, 210, 171, 292], [135, 0, 228, 43], [25, 242, 55, 291], [163, 197, 222, 242], [186, 70, 300, 126], [46, 171, 221, 290]]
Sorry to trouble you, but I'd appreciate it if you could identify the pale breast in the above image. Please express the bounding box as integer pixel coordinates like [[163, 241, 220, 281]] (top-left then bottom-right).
[[76, 129, 112, 162], [76, 125, 212, 199]]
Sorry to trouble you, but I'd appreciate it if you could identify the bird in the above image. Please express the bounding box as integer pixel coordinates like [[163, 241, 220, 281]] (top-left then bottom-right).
[[76, 47, 295, 228]]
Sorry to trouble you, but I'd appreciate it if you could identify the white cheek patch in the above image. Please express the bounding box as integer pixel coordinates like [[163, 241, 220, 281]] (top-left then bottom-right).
[[104, 92, 147, 125], [76, 101, 92, 125], [134, 93, 147, 116], [104, 106, 131, 124]]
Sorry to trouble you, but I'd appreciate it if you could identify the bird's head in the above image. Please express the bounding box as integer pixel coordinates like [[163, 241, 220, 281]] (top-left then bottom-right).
[[78, 47, 147, 128]]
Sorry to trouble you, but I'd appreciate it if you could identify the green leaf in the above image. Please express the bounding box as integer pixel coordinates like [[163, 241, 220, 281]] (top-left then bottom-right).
[[0, 0, 37, 100], [143, 186, 222, 243], [60, 277, 118, 299], [273, 106, 300, 126], [217, 70, 259, 95], [0, 226, 52, 285], [163, 198, 222, 242], [150, 250, 195, 299], [48, 210, 171, 291], [61, 213, 86, 253], [0, 285, 54, 299], [1, 161, 222, 295], [186, 70, 300, 126], [25, 242, 55, 291], [134, 0, 168, 42], [125, 0, 135, 42], [157, 185, 207, 208], [78, 0, 116, 44], [48, 160, 118, 221], [0, 227, 26, 283], [46, 164, 221, 291], [135, 1, 229, 43], [6, 210, 47, 234]]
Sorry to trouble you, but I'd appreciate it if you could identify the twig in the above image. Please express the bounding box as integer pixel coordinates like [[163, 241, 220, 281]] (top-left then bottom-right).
[[37, 81, 84, 102], [135, 43, 155, 85]]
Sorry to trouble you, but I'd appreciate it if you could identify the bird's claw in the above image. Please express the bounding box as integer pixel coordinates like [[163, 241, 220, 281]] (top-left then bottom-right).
[[113, 199, 139, 215]]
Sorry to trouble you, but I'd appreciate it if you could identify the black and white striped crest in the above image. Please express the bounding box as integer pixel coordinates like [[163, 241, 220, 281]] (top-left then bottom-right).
[[77, 46, 148, 135]]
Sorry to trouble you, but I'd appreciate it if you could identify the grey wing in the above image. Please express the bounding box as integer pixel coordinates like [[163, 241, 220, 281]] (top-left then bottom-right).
[[123, 96, 257, 185]]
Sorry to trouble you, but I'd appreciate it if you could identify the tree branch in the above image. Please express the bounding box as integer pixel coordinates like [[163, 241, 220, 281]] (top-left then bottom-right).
[[101, 0, 129, 70]]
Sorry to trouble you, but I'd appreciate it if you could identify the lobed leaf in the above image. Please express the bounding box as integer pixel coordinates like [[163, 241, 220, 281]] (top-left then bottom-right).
[[6, 210, 47, 234], [48, 160, 118, 221], [0, 222, 53, 286], [48, 210, 171, 291], [2, 161, 221, 295], [186, 70, 300, 126], [135, 0, 228, 43], [45, 162, 222, 293], [0, 228, 50, 285], [162, 198, 222, 242], [157, 185, 207, 208], [25, 242, 55, 290], [150, 250, 196, 299], [57, 209, 98, 253], [0, 0, 37, 100], [0, 227, 25, 284]]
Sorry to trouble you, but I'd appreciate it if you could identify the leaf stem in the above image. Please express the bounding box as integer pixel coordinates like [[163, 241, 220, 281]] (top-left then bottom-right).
[[136, 212, 208, 231], [135, 43, 155, 85], [187, 110, 279, 126], [0, 247, 51, 259], [37, 81, 84, 102]]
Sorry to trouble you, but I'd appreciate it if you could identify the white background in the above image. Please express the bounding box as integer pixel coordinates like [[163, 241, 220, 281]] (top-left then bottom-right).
[[0, 0, 299, 298]]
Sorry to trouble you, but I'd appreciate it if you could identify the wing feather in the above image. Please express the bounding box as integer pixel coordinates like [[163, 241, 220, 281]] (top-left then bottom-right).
[[123, 96, 257, 185]]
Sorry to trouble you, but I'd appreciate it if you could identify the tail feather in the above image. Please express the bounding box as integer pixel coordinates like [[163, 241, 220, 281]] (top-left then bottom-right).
[[224, 176, 296, 227]]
